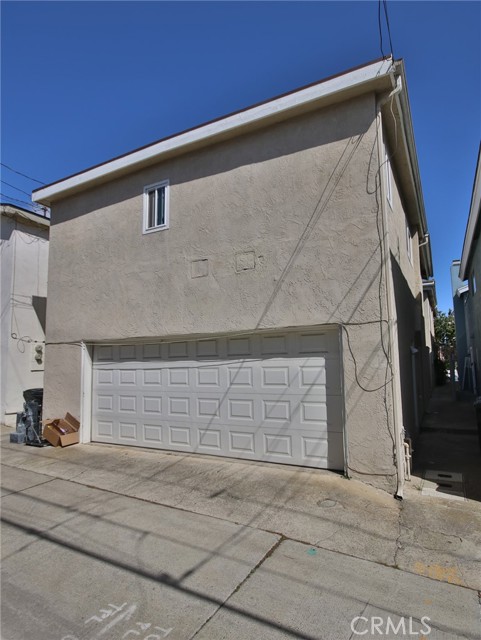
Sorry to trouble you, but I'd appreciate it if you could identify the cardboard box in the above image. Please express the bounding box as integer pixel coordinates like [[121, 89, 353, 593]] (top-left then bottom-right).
[[42, 413, 80, 447]]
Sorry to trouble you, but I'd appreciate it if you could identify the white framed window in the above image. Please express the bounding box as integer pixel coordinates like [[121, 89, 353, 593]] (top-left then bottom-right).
[[143, 180, 169, 234], [385, 148, 393, 209], [406, 221, 413, 265]]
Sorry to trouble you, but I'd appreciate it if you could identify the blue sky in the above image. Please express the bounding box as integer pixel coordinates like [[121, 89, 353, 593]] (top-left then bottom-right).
[[1, 1, 480, 312]]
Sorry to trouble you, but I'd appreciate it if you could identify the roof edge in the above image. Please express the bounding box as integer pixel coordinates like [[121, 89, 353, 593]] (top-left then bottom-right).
[[460, 142, 481, 280], [1, 202, 50, 227], [422, 279, 437, 310], [33, 56, 393, 206]]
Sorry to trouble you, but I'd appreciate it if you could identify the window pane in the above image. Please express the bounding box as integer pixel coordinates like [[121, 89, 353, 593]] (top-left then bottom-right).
[[148, 190, 155, 228], [157, 187, 165, 226]]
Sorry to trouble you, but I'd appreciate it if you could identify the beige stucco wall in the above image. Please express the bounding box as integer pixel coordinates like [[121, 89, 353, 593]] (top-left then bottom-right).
[[1, 213, 49, 425], [383, 135, 428, 439], [422, 293, 435, 395], [45, 93, 398, 491], [465, 235, 481, 389]]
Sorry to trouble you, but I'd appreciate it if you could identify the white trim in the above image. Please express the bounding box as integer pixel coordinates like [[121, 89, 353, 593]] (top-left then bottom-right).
[[406, 221, 413, 265], [80, 342, 93, 444], [376, 108, 405, 496], [460, 147, 481, 280], [1, 204, 50, 227], [338, 324, 349, 479], [385, 147, 393, 209], [32, 59, 392, 205], [456, 283, 469, 297], [143, 180, 169, 234]]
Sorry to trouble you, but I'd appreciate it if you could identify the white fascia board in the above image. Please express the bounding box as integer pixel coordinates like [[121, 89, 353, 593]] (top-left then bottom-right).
[[1, 204, 50, 227], [456, 284, 469, 297], [460, 146, 481, 280], [33, 58, 393, 205]]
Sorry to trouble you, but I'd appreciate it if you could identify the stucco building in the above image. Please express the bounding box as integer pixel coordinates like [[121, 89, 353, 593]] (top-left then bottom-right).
[[458, 143, 481, 395], [1, 204, 49, 426], [32, 57, 435, 495]]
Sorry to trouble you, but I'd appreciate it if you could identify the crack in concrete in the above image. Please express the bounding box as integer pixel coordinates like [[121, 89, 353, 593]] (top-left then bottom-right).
[[314, 526, 341, 546], [188, 535, 285, 640], [393, 500, 404, 568], [421, 528, 464, 543], [348, 600, 371, 640]]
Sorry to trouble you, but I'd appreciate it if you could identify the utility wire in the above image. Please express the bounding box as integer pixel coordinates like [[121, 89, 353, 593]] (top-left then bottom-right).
[[383, 0, 395, 58], [1, 179, 33, 197], [0, 162, 45, 185], [378, 0, 385, 58], [0, 192, 43, 211], [378, 0, 395, 59]]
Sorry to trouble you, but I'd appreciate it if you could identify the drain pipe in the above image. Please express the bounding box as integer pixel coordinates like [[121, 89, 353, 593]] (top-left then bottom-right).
[[378, 73, 402, 109], [403, 440, 412, 481], [377, 72, 406, 500], [418, 233, 429, 248]]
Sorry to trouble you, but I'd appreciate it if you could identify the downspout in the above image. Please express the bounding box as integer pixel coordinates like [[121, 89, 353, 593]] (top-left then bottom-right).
[[377, 74, 406, 499], [418, 233, 429, 248]]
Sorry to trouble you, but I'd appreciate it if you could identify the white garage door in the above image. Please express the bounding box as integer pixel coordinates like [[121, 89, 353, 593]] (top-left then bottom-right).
[[92, 329, 344, 470]]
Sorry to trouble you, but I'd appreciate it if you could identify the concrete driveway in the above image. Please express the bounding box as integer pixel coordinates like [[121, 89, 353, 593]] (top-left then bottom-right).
[[1, 429, 480, 639]]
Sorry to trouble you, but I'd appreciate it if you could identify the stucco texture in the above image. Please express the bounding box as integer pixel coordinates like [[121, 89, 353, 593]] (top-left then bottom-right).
[[466, 236, 481, 386], [44, 93, 398, 491], [385, 138, 431, 439], [1, 214, 49, 424]]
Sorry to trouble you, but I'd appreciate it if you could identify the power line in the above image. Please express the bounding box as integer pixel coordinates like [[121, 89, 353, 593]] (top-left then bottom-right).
[[378, 0, 395, 59], [0, 162, 45, 185], [0, 192, 44, 211], [383, 0, 395, 58], [1, 180, 33, 197], [378, 0, 385, 58]]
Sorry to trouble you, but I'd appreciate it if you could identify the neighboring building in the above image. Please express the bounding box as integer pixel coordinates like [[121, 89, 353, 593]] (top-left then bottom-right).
[[421, 279, 436, 407], [450, 259, 469, 385], [458, 144, 481, 395], [0, 203, 49, 426], [32, 57, 434, 495]]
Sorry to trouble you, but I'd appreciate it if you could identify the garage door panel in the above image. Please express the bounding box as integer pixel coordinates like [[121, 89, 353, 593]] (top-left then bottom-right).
[[142, 369, 162, 386], [142, 423, 163, 444], [263, 432, 293, 458], [196, 366, 221, 388], [92, 329, 344, 470], [302, 432, 344, 468], [142, 395, 162, 415], [198, 427, 223, 452], [96, 393, 114, 412], [95, 394, 343, 432], [168, 424, 194, 448], [96, 420, 114, 439], [118, 369, 137, 385], [227, 336, 254, 357], [118, 421, 138, 441]]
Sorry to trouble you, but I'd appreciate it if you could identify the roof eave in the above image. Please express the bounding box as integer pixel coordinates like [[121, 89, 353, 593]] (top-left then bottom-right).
[[32, 57, 394, 206], [394, 61, 433, 277], [422, 279, 437, 309], [459, 143, 481, 280], [0, 203, 50, 228]]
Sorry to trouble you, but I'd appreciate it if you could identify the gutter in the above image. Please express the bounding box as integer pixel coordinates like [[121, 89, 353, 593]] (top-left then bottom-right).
[[376, 83, 406, 500], [422, 280, 437, 309], [459, 142, 481, 280], [32, 57, 393, 206], [386, 62, 433, 279]]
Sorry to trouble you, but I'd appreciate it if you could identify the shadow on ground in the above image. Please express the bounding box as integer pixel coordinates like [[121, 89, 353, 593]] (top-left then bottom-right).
[[412, 384, 481, 502]]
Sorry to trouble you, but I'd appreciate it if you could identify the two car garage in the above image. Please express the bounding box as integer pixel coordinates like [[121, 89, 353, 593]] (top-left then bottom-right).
[[91, 328, 345, 471]]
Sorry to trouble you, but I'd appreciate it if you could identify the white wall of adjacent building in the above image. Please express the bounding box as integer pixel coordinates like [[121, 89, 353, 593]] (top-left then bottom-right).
[[1, 207, 49, 426]]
